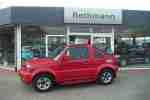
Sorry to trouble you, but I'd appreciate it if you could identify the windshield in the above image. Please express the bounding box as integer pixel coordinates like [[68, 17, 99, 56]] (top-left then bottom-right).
[[48, 46, 65, 59]]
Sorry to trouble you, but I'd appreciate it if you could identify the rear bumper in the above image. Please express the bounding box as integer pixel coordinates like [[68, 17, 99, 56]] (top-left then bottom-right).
[[18, 70, 33, 85]]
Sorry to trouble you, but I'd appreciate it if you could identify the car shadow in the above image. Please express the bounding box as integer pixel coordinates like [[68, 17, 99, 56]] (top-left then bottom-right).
[[18, 72, 122, 94]]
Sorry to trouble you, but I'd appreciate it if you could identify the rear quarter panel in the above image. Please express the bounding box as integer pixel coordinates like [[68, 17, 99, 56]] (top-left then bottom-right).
[[96, 63, 119, 78]]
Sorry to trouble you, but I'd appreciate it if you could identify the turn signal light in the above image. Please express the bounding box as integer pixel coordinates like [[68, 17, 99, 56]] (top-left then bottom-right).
[[106, 59, 113, 63]]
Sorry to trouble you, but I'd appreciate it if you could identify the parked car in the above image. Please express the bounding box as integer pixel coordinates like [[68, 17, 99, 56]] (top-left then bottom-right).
[[118, 44, 150, 66], [18, 44, 119, 92]]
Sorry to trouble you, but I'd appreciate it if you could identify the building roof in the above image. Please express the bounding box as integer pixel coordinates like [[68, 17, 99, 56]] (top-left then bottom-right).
[[0, 7, 64, 26]]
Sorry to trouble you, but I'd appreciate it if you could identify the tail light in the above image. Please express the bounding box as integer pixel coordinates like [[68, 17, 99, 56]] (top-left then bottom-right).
[[106, 59, 113, 63]]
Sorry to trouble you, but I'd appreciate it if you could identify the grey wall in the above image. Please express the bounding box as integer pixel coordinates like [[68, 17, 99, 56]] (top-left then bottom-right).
[[123, 10, 150, 26], [0, 8, 11, 25], [11, 7, 64, 26]]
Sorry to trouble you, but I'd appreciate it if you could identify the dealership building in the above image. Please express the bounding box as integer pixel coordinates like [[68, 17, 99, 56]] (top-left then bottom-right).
[[0, 6, 150, 70]]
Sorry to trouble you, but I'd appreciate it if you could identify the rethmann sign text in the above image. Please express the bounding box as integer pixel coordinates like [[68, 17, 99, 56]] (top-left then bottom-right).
[[64, 8, 122, 24], [73, 11, 116, 20]]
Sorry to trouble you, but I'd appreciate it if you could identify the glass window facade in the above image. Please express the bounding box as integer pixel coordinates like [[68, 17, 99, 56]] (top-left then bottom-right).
[[21, 26, 45, 63], [116, 26, 150, 67], [68, 25, 150, 67], [68, 25, 114, 55], [1, 24, 150, 69], [21, 26, 66, 62], [47, 36, 66, 57], [0, 27, 15, 67]]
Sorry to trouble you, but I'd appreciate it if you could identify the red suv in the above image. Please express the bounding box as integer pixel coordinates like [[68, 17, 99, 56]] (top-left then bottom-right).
[[18, 44, 119, 92]]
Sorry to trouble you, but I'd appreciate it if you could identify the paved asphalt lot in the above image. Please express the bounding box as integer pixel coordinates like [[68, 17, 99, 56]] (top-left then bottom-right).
[[0, 70, 150, 100]]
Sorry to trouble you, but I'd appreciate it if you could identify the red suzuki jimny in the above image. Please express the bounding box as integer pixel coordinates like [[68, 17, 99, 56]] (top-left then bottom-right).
[[18, 44, 119, 92]]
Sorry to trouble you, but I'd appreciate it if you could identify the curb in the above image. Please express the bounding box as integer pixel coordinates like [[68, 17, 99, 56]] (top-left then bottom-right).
[[0, 68, 15, 73]]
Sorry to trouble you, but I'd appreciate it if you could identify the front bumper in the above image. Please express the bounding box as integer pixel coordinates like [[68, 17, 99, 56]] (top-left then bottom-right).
[[18, 69, 33, 85]]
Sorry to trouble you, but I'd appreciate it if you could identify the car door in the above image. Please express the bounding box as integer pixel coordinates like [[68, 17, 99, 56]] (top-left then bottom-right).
[[60, 46, 92, 82]]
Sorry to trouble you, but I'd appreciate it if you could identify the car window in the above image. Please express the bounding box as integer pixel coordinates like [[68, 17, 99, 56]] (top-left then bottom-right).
[[94, 48, 103, 58], [48, 46, 65, 59], [67, 47, 88, 59]]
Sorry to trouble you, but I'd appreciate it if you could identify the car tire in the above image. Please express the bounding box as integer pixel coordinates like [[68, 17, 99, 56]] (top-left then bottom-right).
[[96, 69, 114, 85], [120, 59, 127, 67], [32, 74, 54, 92]]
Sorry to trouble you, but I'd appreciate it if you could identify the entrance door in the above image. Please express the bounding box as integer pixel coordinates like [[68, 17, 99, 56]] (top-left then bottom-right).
[[45, 35, 66, 57], [92, 33, 114, 53]]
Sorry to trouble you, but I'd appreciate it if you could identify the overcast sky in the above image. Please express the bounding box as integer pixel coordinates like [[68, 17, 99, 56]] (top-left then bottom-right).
[[0, 0, 150, 10]]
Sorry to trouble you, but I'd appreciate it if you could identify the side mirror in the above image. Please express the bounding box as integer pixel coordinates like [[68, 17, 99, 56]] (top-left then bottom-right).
[[63, 55, 70, 61]]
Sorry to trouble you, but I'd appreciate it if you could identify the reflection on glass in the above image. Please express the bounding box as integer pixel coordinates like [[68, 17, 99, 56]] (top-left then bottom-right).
[[69, 35, 90, 44], [93, 37, 111, 51], [21, 46, 33, 61], [48, 46, 65, 59], [47, 36, 66, 58], [21, 32, 45, 63]]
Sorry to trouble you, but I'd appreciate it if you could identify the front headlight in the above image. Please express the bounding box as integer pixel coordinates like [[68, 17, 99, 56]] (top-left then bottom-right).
[[25, 64, 34, 72]]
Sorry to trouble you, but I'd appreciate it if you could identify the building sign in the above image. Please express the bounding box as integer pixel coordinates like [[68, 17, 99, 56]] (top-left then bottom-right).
[[64, 8, 122, 24]]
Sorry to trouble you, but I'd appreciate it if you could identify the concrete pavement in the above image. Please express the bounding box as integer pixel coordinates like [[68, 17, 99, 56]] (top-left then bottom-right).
[[0, 70, 150, 100]]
